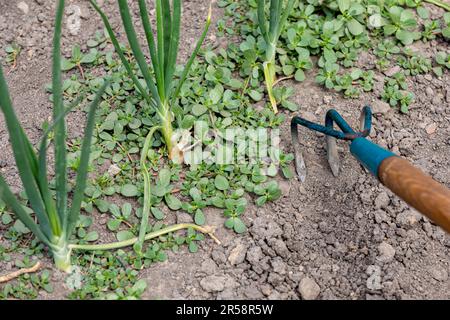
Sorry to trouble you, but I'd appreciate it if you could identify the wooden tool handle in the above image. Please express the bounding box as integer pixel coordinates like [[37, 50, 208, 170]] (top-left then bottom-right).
[[379, 157, 450, 233]]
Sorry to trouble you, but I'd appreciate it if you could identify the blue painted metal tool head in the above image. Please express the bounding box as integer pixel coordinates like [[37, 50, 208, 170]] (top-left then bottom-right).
[[290, 106, 373, 181]]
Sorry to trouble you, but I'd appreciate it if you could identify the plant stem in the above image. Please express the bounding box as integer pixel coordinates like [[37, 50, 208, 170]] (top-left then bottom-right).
[[158, 104, 176, 161], [69, 224, 221, 251], [135, 125, 161, 254], [240, 74, 251, 99], [52, 244, 72, 273], [263, 61, 278, 113], [263, 42, 278, 113], [265, 43, 276, 64], [273, 75, 294, 87], [425, 0, 450, 11]]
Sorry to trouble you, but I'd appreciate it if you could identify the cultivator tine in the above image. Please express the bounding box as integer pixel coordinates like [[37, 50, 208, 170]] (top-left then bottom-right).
[[291, 117, 307, 183], [359, 111, 366, 132], [295, 149, 307, 183], [325, 111, 340, 177], [326, 136, 340, 177], [359, 106, 372, 137]]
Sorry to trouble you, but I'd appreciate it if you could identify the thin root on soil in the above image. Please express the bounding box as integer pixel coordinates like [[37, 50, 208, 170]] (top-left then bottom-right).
[[0, 261, 42, 283], [273, 75, 294, 87]]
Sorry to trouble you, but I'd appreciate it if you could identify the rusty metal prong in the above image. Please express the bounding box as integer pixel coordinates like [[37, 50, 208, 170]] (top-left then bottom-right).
[[324, 110, 341, 177], [359, 106, 372, 137], [359, 109, 366, 133], [294, 147, 307, 183], [291, 117, 307, 183], [326, 135, 340, 177]]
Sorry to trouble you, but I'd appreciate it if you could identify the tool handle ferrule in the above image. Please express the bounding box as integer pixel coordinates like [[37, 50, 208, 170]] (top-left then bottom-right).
[[349, 138, 395, 177]]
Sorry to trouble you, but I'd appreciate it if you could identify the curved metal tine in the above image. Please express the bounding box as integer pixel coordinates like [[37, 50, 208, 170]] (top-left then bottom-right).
[[326, 109, 355, 135], [291, 117, 307, 183], [360, 106, 372, 136], [325, 111, 340, 177]]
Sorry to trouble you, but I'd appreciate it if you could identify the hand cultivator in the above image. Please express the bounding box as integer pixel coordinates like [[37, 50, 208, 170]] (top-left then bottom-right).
[[291, 106, 450, 233]]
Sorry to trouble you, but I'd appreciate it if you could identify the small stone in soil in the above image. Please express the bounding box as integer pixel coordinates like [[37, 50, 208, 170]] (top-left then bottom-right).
[[366, 265, 382, 290], [298, 277, 321, 300], [432, 95, 441, 105], [374, 191, 390, 209], [377, 242, 396, 263], [371, 100, 391, 114], [200, 275, 226, 293], [200, 258, 218, 275], [246, 246, 263, 264], [425, 123, 437, 135], [430, 266, 448, 282], [323, 95, 333, 104], [17, 2, 29, 15], [271, 257, 287, 275], [396, 210, 421, 228], [228, 243, 247, 265], [269, 239, 290, 258], [425, 87, 434, 97], [211, 249, 227, 265], [374, 209, 388, 224]]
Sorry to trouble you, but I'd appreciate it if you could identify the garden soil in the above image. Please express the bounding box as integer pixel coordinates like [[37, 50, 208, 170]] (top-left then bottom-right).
[[0, 0, 449, 299]]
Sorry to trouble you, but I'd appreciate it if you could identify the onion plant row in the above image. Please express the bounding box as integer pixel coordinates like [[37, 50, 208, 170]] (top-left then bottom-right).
[[0, 0, 218, 272]]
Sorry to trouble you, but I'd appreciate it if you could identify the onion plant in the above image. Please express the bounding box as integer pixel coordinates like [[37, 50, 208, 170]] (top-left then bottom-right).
[[257, 0, 295, 113], [90, 0, 211, 163], [0, 0, 107, 272]]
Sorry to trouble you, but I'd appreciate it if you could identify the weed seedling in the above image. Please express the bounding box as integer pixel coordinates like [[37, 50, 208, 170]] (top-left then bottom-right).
[[433, 52, 450, 76], [5, 44, 21, 68], [61, 44, 99, 78]]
